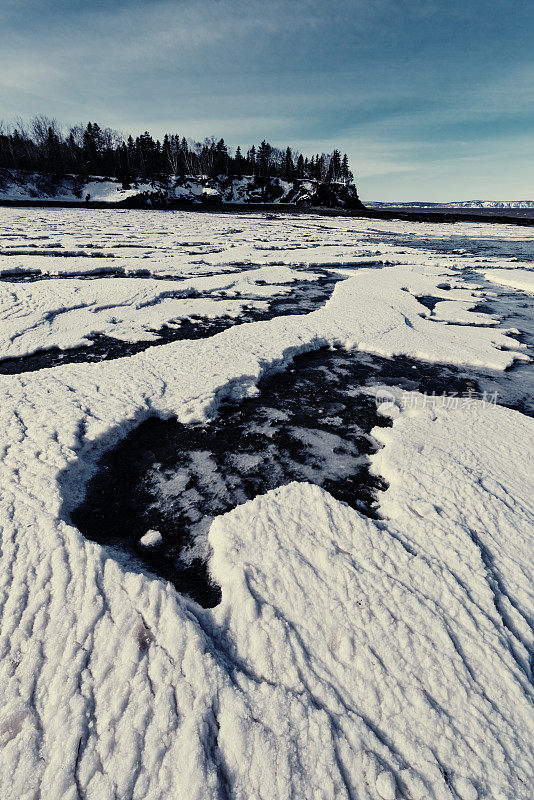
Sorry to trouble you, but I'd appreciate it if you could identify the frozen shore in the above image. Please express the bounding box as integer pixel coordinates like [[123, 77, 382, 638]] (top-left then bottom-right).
[[0, 208, 532, 799]]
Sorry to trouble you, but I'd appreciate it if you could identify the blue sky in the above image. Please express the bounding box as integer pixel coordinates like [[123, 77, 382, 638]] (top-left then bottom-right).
[[1, 0, 533, 200]]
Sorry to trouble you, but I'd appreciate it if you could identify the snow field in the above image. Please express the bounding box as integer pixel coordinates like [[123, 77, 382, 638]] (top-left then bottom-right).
[[0, 207, 532, 799], [1, 208, 533, 281]]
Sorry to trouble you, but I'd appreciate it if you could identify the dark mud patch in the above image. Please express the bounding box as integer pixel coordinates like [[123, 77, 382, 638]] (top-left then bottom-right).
[[0, 273, 342, 375], [69, 347, 498, 608]]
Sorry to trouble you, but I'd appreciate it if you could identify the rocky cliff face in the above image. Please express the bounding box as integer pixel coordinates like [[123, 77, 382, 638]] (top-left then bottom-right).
[[0, 170, 364, 209]]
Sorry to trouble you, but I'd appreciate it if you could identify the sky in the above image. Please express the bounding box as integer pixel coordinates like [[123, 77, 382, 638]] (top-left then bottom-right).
[[1, 0, 533, 200]]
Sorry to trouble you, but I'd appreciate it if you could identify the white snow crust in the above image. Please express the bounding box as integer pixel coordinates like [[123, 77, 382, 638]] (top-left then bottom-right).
[[484, 268, 534, 294], [0, 265, 317, 358], [0, 207, 532, 799], [1, 207, 533, 280], [208, 393, 534, 800]]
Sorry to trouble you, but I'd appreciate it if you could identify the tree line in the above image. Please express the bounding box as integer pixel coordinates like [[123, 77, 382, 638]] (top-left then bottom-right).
[[0, 116, 354, 185]]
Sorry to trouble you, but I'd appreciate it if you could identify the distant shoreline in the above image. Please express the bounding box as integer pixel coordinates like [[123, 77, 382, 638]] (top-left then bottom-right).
[[1, 198, 533, 227]]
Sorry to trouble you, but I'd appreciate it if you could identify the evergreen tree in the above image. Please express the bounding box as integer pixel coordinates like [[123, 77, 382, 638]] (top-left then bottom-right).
[[248, 145, 256, 176], [45, 126, 62, 172], [341, 153, 352, 183], [257, 140, 272, 177], [283, 146, 294, 180], [214, 138, 228, 176], [117, 142, 130, 186], [329, 149, 341, 182], [234, 145, 244, 176], [327, 157, 334, 183], [82, 123, 99, 174]]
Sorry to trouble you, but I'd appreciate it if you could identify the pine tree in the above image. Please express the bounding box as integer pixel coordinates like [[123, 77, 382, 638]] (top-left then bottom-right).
[[327, 158, 334, 183], [117, 142, 131, 186], [330, 149, 341, 182], [296, 154, 305, 179], [234, 146, 244, 176], [45, 126, 62, 172], [162, 134, 174, 174], [214, 138, 228, 176], [65, 132, 79, 172], [257, 141, 272, 177], [248, 145, 256, 176], [283, 146, 294, 180], [341, 153, 352, 183], [82, 123, 97, 174]]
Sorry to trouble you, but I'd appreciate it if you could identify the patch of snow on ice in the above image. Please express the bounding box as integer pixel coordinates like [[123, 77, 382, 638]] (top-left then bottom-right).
[[484, 268, 534, 294]]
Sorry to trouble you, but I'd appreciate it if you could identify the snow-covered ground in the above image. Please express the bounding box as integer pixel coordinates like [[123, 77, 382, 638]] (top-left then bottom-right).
[[0, 207, 532, 799], [0, 172, 156, 204]]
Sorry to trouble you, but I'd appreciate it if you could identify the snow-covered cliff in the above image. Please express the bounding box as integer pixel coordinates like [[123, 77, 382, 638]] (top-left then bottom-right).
[[0, 170, 363, 208]]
